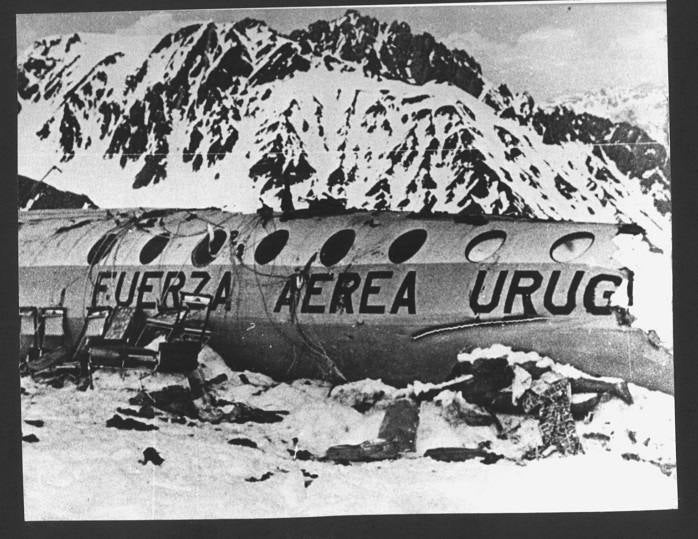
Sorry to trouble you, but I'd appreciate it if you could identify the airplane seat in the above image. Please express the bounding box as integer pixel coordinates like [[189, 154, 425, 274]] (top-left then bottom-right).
[[177, 292, 213, 343], [155, 292, 213, 373], [87, 293, 213, 374], [67, 306, 113, 377], [39, 307, 67, 351], [24, 307, 70, 376], [135, 304, 190, 347], [19, 306, 39, 363], [88, 306, 158, 371], [101, 306, 144, 345]]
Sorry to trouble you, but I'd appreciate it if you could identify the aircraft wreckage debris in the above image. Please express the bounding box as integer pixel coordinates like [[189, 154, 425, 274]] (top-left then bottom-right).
[[321, 347, 641, 463], [377, 399, 420, 452], [424, 446, 504, 464], [228, 438, 258, 449], [128, 383, 288, 425], [106, 414, 159, 432]]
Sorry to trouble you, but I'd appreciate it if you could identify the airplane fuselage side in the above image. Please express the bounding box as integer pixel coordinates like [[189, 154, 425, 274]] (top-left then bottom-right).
[[18, 208, 673, 391]]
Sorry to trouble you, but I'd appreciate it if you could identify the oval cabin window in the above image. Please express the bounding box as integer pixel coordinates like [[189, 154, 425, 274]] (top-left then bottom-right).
[[550, 232, 595, 262], [320, 229, 355, 266], [191, 229, 228, 267], [388, 229, 427, 264], [465, 230, 506, 262], [140, 233, 170, 264], [87, 233, 119, 265], [255, 230, 289, 265]]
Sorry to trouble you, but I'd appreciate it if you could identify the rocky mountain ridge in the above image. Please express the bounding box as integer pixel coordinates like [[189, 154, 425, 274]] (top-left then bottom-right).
[[547, 84, 669, 149], [17, 10, 670, 249], [18, 174, 97, 210]]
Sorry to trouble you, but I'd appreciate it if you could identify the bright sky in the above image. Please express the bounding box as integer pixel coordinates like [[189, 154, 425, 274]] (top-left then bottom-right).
[[16, 1, 668, 100]]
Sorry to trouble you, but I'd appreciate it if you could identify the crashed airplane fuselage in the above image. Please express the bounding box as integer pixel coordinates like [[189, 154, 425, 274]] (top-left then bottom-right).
[[18, 208, 674, 393]]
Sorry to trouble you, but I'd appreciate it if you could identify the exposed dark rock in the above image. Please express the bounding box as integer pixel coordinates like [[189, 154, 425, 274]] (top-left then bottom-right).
[[18, 175, 97, 210], [292, 10, 483, 97]]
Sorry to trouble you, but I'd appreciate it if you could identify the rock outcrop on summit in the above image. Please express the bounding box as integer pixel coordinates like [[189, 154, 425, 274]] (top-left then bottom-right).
[[17, 10, 670, 250], [18, 174, 97, 210]]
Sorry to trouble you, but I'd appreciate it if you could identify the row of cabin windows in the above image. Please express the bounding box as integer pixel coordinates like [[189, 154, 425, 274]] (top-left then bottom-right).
[[85, 228, 595, 267]]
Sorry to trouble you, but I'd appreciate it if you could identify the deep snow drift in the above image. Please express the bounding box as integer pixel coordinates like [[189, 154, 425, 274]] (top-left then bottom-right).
[[20, 345, 676, 519]]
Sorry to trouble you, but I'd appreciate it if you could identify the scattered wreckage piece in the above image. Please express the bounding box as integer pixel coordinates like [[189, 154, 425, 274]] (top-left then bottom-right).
[[139, 386, 199, 419], [569, 377, 633, 405], [570, 394, 604, 421], [288, 448, 315, 461], [621, 453, 676, 477], [116, 406, 157, 420], [433, 391, 500, 428], [105, 414, 159, 431], [325, 399, 420, 463], [424, 446, 504, 465], [520, 374, 582, 456], [322, 345, 638, 465], [139, 447, 164, 466], [198, 403, 289, 425], [324, 440, 401, 464], [377, 398, 420, 452], [228, 438, 258, 449], [245, 472, 274, 483], [128, 382, 289, 425], [329, 379, 399, 412]]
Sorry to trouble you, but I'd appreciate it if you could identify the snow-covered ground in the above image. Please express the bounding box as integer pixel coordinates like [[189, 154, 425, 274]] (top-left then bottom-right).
[[20, 346, 676, 519]]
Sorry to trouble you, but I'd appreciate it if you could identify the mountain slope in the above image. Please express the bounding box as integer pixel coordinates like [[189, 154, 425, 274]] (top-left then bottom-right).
[[18, 174, 97, 210], [17, 10, 670, 250], [548, 84, 669, 149]]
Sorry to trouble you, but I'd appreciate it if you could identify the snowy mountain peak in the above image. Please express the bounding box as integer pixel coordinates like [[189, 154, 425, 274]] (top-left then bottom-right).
[[17, 10, 671, 251]]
